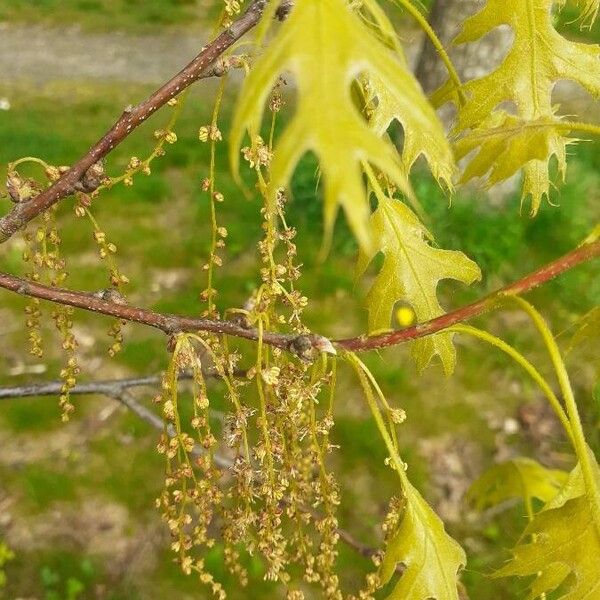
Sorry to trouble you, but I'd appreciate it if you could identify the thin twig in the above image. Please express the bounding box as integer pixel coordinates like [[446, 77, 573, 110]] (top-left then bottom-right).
[[0, 372, 234, 467], [338, 237, 600, 351], [0, 374, 170, 399], [0, 238, 597, 353], [336, 527, 382, 562], [112, 389, 233, 469], [113, 389, 165, 432], [0, 369, 245, 400], [0, 0, 269, 243], [0, 371, 384, 561]]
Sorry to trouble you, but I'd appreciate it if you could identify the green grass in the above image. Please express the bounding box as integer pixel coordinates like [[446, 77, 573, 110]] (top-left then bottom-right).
[[5, 550, 99, 600], [0, 397, 65, 432], [2, 463, 78, 511], [0, 0, 220, 32], [86, 433, 165, 512]]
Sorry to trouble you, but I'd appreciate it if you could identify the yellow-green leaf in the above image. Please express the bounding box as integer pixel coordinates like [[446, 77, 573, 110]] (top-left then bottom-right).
[[544, 462, 585, 511], [444, 0, 600, 213], [495, 495, 600, 599], [467, 457, 568, 512], [366, 74, 455, 187], [495, 457, 600, 599], [567, 307, 600, 354], [454, 112, 574, 194], [380, 479, 466, 600], [230, 0, 439, 250], [356, 196, 481, 374]]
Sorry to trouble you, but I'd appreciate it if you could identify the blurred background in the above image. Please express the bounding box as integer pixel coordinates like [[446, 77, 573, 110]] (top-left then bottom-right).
[[0, 1, 598, 598]]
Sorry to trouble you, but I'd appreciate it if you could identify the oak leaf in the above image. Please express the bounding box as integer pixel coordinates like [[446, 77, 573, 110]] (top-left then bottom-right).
[[437, 0, 600, 213], [231, 0, 444, 250], [356, 196, 480, 374], [467, 457, 568, 512], [496, 455, 600, 599], [380, 479, 466, 600]]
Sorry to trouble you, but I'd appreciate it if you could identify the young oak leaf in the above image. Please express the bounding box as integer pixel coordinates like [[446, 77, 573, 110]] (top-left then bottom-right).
[[567, 306, 600, 354], [366, 74, 455, 187], [230, 0, 439, 251], [467, 457, 568, 513], [380, 479, 466, 600], [543, 462, 586, 512], [495, 496, 600, 599], [358, 0, 405, 54], [356, 196, 480, 375], [453, 0, 600, 128], [454, 112, 575, 194], [495, 456, 600, 599], [437, 0, 600, 214]]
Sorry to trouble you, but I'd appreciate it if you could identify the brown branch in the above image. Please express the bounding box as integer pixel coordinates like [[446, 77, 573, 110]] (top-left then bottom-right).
[[0, 272, 337, 356], [0, 271, 297, 348], [337, 237, 600, 352], [0, 0, 269, 243], [0, 239, 598, 354], [336, 527, 382, 562]]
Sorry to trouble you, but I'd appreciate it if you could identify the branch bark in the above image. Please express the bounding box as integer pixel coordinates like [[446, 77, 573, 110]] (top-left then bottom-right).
[[0, 373, 189, 400], [338, 238, 600, 352], [0, 369, 249, 401], [0, 238, 597, 354], [0, 0, 268, 243], [0, 271, 297, 349]]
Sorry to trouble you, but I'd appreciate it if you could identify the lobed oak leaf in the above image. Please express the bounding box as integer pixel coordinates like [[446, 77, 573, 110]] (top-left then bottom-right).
[[467, 457, 568, 512], [230, 0, 442, 251], [356, 196, 480, 375], [454, 112, 576, 197], [380, 479, 466, 600], [495, 454, 600, 599], [495, 495, 600, 599], [366, 74, 455, 188], [567, 306, 600, 354], [440, 0, 600, 213]]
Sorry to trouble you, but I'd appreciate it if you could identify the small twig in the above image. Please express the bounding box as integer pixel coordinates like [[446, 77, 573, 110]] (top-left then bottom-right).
[[0, 374, 168, 399], [0, 369, 245, 400], [0, 372, 383, 562], [111, 389, 233, 469], [0, 372, 234, 467], [113, 389, 165, 432], [336, 527, 381, 562], [0, 0, 269, 243], [0, 371, 231, 461], [0, 238, 597, 354], [337, 237, 600, 352]]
